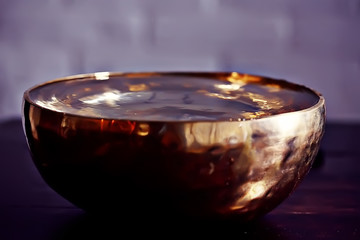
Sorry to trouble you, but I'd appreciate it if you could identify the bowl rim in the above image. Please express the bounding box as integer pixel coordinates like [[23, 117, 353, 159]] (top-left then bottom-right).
[[22, 71, 325, 123]]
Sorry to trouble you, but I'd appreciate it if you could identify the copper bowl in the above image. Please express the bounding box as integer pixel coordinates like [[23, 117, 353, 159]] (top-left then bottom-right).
[[22, 72, 325, 220]]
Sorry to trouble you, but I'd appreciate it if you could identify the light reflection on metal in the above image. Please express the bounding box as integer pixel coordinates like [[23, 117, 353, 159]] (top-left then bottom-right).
[[28, 106, 39, 141], [137, 123, 150, 136], [231, 181, 268, 210], [265, 83, 282, 92], [242, 111, 268, 119], [214, 83, 242, 91], [127, 83, 149, 92], [182, 122, 248, 153], [246, 92, 283, 111], [94, 72, 110, 81], [100, 119, 104, 131], [227, 72, 261, 84]]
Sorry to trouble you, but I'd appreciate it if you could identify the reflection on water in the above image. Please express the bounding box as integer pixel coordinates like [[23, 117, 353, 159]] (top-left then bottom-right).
[[29, 73, 319, 121], [79, 89, 123, 105]]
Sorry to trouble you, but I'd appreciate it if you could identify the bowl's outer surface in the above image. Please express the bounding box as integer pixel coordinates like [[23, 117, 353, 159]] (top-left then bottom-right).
[[22, 72, 325, 220]]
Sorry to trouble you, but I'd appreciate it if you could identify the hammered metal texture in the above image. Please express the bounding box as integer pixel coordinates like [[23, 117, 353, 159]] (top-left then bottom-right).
[[22, 72, 325, 220]]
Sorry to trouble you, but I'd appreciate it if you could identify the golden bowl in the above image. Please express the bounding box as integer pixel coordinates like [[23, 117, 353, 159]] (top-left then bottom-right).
[[22, 72, 325, 220]]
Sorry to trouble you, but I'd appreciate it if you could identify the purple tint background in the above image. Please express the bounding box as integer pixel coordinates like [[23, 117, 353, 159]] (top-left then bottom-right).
[[0, 0, 359, 122]]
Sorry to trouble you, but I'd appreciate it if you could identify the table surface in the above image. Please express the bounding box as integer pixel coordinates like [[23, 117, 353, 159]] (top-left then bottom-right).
[[0, 118, 359, 239]]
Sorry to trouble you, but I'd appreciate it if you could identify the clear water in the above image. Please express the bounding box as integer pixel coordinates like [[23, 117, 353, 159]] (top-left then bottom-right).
[[28, 74, 319, 121]]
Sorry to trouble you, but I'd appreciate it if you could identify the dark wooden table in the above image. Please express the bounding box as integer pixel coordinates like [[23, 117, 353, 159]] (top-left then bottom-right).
[[0, 119, 359, 239]]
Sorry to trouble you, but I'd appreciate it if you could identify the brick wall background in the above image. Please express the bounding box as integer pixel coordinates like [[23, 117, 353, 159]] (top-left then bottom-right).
[[0, 0, 359, 122]]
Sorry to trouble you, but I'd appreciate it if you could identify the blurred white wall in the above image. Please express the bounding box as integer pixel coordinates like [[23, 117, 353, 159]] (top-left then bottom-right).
[[0, 0, 359, 122]]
